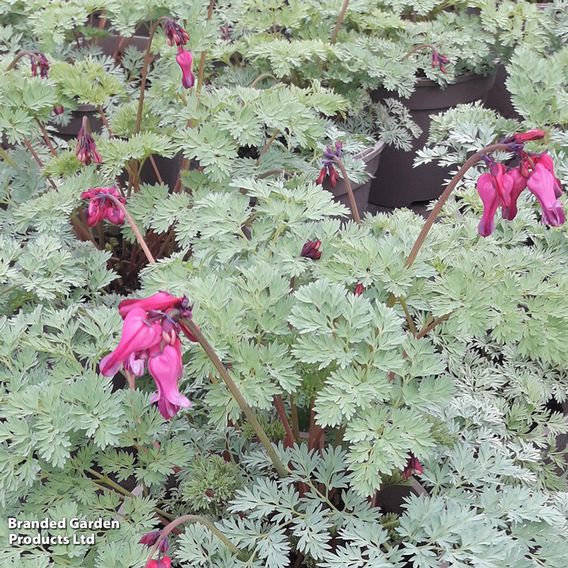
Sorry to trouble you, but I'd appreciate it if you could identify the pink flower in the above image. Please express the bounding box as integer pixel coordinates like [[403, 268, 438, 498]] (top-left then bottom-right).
[[30, 52, 49, 78], [146, 557, 171, 568], [149, 340, 191, 420], [301, 239, 322, 260], [526, 163, 566, 227], [140, 531, 168, 552], [431, 50, 449, 73], [476, 163, 515, 237], [119, 292, 182, 318], [176, 48, 195, 89], [53, 105, 65, 115], [80, 187, 125, 227], [354, 283, 365, 296], [76, 119, 102, 165], [124, 351, 148, 377], [535, 152, 563, 197], [100, 293, 197, 420], [402, 454, 423, 479], [99, 308, 163, 377], [162, 18, 189, 47], [510, 129, 546, 143], [501, 167, 527, 221], [316, 142, 342, 188]]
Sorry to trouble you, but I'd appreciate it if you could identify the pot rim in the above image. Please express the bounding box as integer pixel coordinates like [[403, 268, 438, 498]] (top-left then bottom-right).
[[414, 71, 494, 89], [353, 138, 386, 162]]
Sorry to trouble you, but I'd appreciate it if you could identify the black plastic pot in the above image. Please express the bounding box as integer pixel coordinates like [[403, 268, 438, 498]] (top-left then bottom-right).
[[50, 104, 103, 140], [485, 64, 521, 120], [369, 73, 496, 208], [98, 33, 150, 60], [324, 140, 385, 216], [138, 153, 183, 191]]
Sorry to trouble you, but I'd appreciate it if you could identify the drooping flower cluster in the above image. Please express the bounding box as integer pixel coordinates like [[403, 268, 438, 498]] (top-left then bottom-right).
[[76, 118, 102, 165], [161, 17, 194, 90], [316, 141, 343, 188], [30, 52, 49, 78], [402, 454, 423, 479], [162, 18, 190, 47], [100, 292, 197, 420], [301, 239, 322, 260], [431, 49, 449, 73], [80, 187, 125, 226], [476, 130, 565, 236]]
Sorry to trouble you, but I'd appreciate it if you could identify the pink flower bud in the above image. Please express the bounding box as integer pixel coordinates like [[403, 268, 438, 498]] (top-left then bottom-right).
[[354, 283, 365, 296], [513, 129, 546, 143], [301, 240, 322, 260], [403, 454, 423, 479]]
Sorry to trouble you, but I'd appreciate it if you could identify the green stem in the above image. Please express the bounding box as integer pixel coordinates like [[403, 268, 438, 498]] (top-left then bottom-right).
[[402, 43, 437, 61], [399, 297, 417, 336], [0, 147, 16, 167], [148, 514, 241, 561], [257, 130, 280, 164], [249, 73, 277, 88], [36, 120, 57, 157], [88, 471, 174, 521], [6, 50, 36, 70], [196, 0, 217, 96], [180, 318, 289, 478]]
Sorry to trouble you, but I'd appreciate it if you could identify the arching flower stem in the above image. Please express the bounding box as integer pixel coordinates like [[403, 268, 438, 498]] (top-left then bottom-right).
[[180, 317, 289, 478], [105, 194, 156, 265]]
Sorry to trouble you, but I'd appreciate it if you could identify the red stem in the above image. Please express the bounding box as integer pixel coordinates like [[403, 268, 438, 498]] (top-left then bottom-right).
[[134, 22, 159, 134], [332, 156, 360, 223], [106, 195, 155, 265], [273, 395, 295, 448]]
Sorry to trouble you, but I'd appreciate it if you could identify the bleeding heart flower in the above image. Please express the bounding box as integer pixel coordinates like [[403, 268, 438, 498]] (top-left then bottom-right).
[[509, 129, 546, 143], [99, 308, 163, 377], [301, 239, 322, 260], [526, 163, 566, 227], [76, 118, 102, 165], [431, 50, 450, 73], [162, 18, 189, 47], [476, 163, 515, 237], [140, 531, 169, 552], [100, 294, 197, 420], [354, 283, 365, 296], [176, 48, 195, 89], [30, 52, 49, 78], [149, 340, 191, 420], [316, 141, 343, 188], [80, 186, 125, 227], [402, 454, 423, 479]]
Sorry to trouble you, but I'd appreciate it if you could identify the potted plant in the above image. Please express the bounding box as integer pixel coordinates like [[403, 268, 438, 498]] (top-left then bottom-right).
[[1, 3, 568, 568], [2, 119, 568, 566]]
